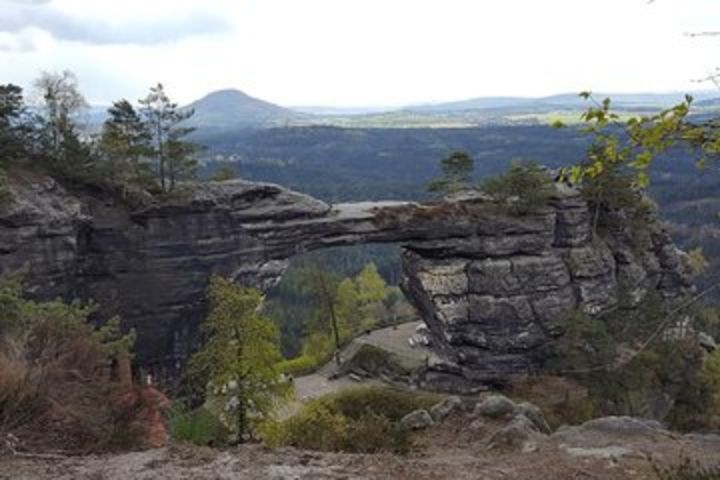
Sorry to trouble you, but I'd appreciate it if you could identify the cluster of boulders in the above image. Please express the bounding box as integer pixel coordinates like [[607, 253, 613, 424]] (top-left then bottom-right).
[[399, 393, 551, 452], [398, 391, 720, 470]]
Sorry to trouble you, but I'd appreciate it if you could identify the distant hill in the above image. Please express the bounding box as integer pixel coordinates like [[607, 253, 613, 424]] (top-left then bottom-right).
[[696, 97, 720, 107], [87, 88, 720, 136], [406, 91, 719, 114], [185, 89, 309, 131]]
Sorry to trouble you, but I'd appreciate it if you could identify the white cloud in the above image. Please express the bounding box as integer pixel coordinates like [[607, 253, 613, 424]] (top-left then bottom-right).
[[0, 0, 231, 46], [1, 0, 719, 106]]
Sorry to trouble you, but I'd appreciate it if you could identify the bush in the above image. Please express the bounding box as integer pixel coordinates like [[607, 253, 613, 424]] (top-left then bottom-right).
[[266, 402, 349, 451], [277, 354, 322, 377], [262, 386, 440, 453], [481, 160, 555, 215], [0, 274, 139, 453], [543, 296, 720, 431], [322, 385, 440, 422], [510, 375, 595, 429], [166, 405, 229, 447]]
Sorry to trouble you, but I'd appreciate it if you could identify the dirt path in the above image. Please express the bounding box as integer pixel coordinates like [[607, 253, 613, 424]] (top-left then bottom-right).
[[279, 321, 429, 419]]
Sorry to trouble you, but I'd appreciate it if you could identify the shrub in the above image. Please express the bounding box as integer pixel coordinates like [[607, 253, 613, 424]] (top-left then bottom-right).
[[343, 412, 411, 454], [543, 296, 720, 431], [262, 386, 440, 453], [510, 375, 595, 429], [0, 274, 139, 453], [166, 405, 229, 447], [481, 160, 555, 215], [427, 151, 475, 194], [268, 402, 349, 451], [277, 353, 322, 377], [322, 385, 440, 422]]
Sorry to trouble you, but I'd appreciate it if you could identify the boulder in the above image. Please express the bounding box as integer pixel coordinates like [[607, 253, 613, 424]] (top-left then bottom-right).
[[429, 396, 462, 422], [472, 395, 517, 419], [552, 416, 670, 447], [513, 401, 551, 434], [488, 414, 544, 452], [400, 410, 435, 430]]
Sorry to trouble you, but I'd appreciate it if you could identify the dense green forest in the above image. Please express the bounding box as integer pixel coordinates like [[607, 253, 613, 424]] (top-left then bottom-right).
[[198, 121, 720, 302]]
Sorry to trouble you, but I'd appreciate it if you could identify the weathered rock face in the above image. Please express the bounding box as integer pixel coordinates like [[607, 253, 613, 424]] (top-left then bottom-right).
[[0, 175, 692, 385], [405, 190, 693, 390]]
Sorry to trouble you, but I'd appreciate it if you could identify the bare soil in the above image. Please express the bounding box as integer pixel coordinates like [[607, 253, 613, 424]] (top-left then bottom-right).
[[4, 409, 719, 480]]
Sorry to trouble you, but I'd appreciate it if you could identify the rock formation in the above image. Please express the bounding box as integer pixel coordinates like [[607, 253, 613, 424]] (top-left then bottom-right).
[[0, 174, 692, 385]]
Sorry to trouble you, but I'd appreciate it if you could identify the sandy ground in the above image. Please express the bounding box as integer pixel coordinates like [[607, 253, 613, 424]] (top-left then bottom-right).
[[3, 411, 720, 480]]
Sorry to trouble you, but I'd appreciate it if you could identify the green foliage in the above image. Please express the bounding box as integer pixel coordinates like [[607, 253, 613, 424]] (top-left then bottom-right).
[[139, 83, 199, 192], [262, 386, 439, 453], [265, 259, 408, 374], [558, 93, 692, 234], [0, 273, 138, 452], [0, 84, 31, 165], [264, 402, 349, 451], [545, 296, 720, 431], [481, 160, 555, 215], [685, 247, 710, 278], [166, 405, 230, 447], [699, 349, 720, 414], [276, 353, 320, 377], [0, 273, 134, 359], [188, 277, 291, 438], [97, 99, 154, 188], [427, 150, 475, 194], [320, 385, 440, 422], [33, 70, 95, 181]]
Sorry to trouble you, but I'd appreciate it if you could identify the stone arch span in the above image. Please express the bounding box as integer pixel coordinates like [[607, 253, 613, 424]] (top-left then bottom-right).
[[0, 178, 691, 387]]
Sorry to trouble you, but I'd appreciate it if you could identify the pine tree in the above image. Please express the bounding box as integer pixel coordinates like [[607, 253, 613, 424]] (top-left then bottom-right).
[[139, 83, 198, 191], [188, 277, 290, 438], [427, 151, 475, 194], [0, 84, 30, 165], [98, 99, 153, 187]]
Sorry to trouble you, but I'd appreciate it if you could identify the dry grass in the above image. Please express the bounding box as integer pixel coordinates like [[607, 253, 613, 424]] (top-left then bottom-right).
[[0, 334, 146, 454], [508, 375, 595, 429]]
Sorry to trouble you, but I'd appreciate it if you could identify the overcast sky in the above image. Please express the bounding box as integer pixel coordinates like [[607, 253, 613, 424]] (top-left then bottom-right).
[[1, 0, 719, 106]]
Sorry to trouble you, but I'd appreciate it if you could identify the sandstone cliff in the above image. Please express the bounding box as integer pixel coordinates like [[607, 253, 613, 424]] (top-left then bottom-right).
[[0, 173, 692, 385]]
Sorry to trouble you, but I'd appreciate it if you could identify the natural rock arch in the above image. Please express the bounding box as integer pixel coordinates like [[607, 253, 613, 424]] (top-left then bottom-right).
[[0, 176, 691, 387]]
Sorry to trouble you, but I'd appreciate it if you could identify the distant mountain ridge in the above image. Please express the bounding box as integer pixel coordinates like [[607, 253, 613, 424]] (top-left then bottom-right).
[[406, 91, 720, 113], [85, 88, 720, 133]]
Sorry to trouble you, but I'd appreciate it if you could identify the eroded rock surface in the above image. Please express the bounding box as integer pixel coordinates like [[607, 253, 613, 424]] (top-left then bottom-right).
[[0, 175, 691, 383]]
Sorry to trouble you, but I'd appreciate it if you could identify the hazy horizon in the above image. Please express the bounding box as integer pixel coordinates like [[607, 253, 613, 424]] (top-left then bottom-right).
[[2, 0, 720, 106]]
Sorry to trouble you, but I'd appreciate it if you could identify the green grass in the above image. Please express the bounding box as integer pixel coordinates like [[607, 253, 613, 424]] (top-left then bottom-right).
[[277, 354, 322, 377], [166, 405, 229, 446]]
